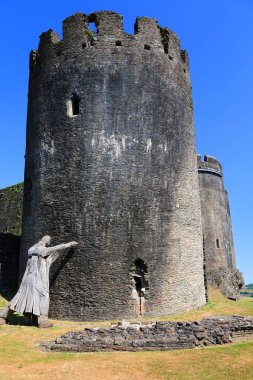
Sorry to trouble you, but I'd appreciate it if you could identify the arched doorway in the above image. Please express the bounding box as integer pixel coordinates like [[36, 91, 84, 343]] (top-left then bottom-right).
[[131, 258, 149, 316]]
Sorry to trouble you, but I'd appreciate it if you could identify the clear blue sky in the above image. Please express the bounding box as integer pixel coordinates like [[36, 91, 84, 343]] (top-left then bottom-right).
[[0, 0, 252, 283]]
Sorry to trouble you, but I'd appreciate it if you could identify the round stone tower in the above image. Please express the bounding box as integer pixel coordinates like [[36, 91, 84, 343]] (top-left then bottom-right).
[[20, 11, 206, 320], [198, 155, 244, 299]]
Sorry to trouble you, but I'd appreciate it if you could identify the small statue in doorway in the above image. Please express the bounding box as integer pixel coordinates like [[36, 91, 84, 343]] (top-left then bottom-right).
[[0, 236, 78, 328]]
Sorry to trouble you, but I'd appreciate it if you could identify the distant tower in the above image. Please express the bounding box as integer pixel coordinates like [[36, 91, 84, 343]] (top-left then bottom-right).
[[20, 11, 206, 320], [198, 155, 244, 299]]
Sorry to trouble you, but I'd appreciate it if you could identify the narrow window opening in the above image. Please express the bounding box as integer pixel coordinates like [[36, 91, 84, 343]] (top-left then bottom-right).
[[72, 95, 80, 116], [87, 22, 97, 46], [82, 43, 87, 49], [116, 41, 122, 47], [169, 55, 173, 61], [144, 44, 151, 51], [67, 94, 80, 117], [88, 22, 97, 36], [164, 43, 169, 54], [131, 258, 149, 316], [183, 68, 186, 74], [216, 239, 220, 249], [56, 50, 61, 57]]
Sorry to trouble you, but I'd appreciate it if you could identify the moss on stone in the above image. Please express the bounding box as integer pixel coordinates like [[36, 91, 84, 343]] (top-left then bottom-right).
[[0, 183, 24, 236]]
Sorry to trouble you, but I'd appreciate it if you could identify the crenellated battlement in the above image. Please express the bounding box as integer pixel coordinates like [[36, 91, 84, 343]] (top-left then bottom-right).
[[63, 12, 89, 49], [31, 10, 188, 72], [134, 17, 162, 48], [38, 29, 60, 62], [197, 154, 223, 177], [88, 11, 123, 35]]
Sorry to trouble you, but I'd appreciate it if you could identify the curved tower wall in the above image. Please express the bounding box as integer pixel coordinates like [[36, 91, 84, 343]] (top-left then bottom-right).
[[198, 155, 243, 299], [20, 11, 206, 320]]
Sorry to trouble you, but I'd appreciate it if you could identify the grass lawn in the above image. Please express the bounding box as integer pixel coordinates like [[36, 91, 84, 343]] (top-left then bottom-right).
[[0, 286, 252, 380]]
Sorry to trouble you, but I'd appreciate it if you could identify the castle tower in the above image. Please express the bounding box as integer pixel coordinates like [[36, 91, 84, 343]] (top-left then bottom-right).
[[198, 155, 244, 299], [20, 11, 206, 320]]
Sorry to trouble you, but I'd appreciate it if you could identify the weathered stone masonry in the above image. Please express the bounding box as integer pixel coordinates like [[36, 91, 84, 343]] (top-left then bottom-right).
[[0, 11, 244, 319], [43, 315, 253, 352], [0, 184, 23, 299], [0, 183, 23, 236], [20, 10, 206, 321], [198, 155, 244, 300]]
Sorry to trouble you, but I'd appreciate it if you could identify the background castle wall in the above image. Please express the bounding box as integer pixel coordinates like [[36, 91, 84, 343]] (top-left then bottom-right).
[[0, 233, 20, 299], [0, 183, 23, 236], [0, 183, 23, 299], [20, 11, 206, 320], [198, 155, 243, 299]]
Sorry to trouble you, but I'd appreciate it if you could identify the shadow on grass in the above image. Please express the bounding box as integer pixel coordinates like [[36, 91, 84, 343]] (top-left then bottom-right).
[[6, 313, 37, 327], [1, 296, 32, 326]]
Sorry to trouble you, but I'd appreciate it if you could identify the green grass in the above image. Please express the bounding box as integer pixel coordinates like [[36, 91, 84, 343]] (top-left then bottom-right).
[[130, 286, 253, 323], [0, 286, 252, 380]]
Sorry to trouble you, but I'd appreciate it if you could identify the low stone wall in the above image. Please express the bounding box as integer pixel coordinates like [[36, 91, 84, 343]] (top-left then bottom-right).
[[43, 315, 253, 352]]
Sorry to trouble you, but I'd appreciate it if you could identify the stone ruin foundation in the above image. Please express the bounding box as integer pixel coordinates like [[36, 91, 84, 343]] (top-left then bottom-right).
[[43, 315, 253, 352]]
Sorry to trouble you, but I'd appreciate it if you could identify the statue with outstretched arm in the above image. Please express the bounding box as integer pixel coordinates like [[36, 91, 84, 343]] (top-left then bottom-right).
[[0, 236, 78, 328]]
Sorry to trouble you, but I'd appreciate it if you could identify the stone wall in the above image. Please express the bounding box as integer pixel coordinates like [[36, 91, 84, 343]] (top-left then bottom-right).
[[43, 315, 253, 352], [0, 183, 23, 299], [198, 155, 244, 300], [0, 183, 23, 235], [0, 233, 20, 299], [20, 10, 206, 320]]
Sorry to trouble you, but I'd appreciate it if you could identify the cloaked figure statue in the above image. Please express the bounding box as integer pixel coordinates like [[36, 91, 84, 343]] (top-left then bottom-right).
[[0, 236, 78, 328]]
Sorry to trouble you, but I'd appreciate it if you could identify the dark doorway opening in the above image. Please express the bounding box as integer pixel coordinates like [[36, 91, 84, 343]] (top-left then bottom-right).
[[131, 258, 149, 316]]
